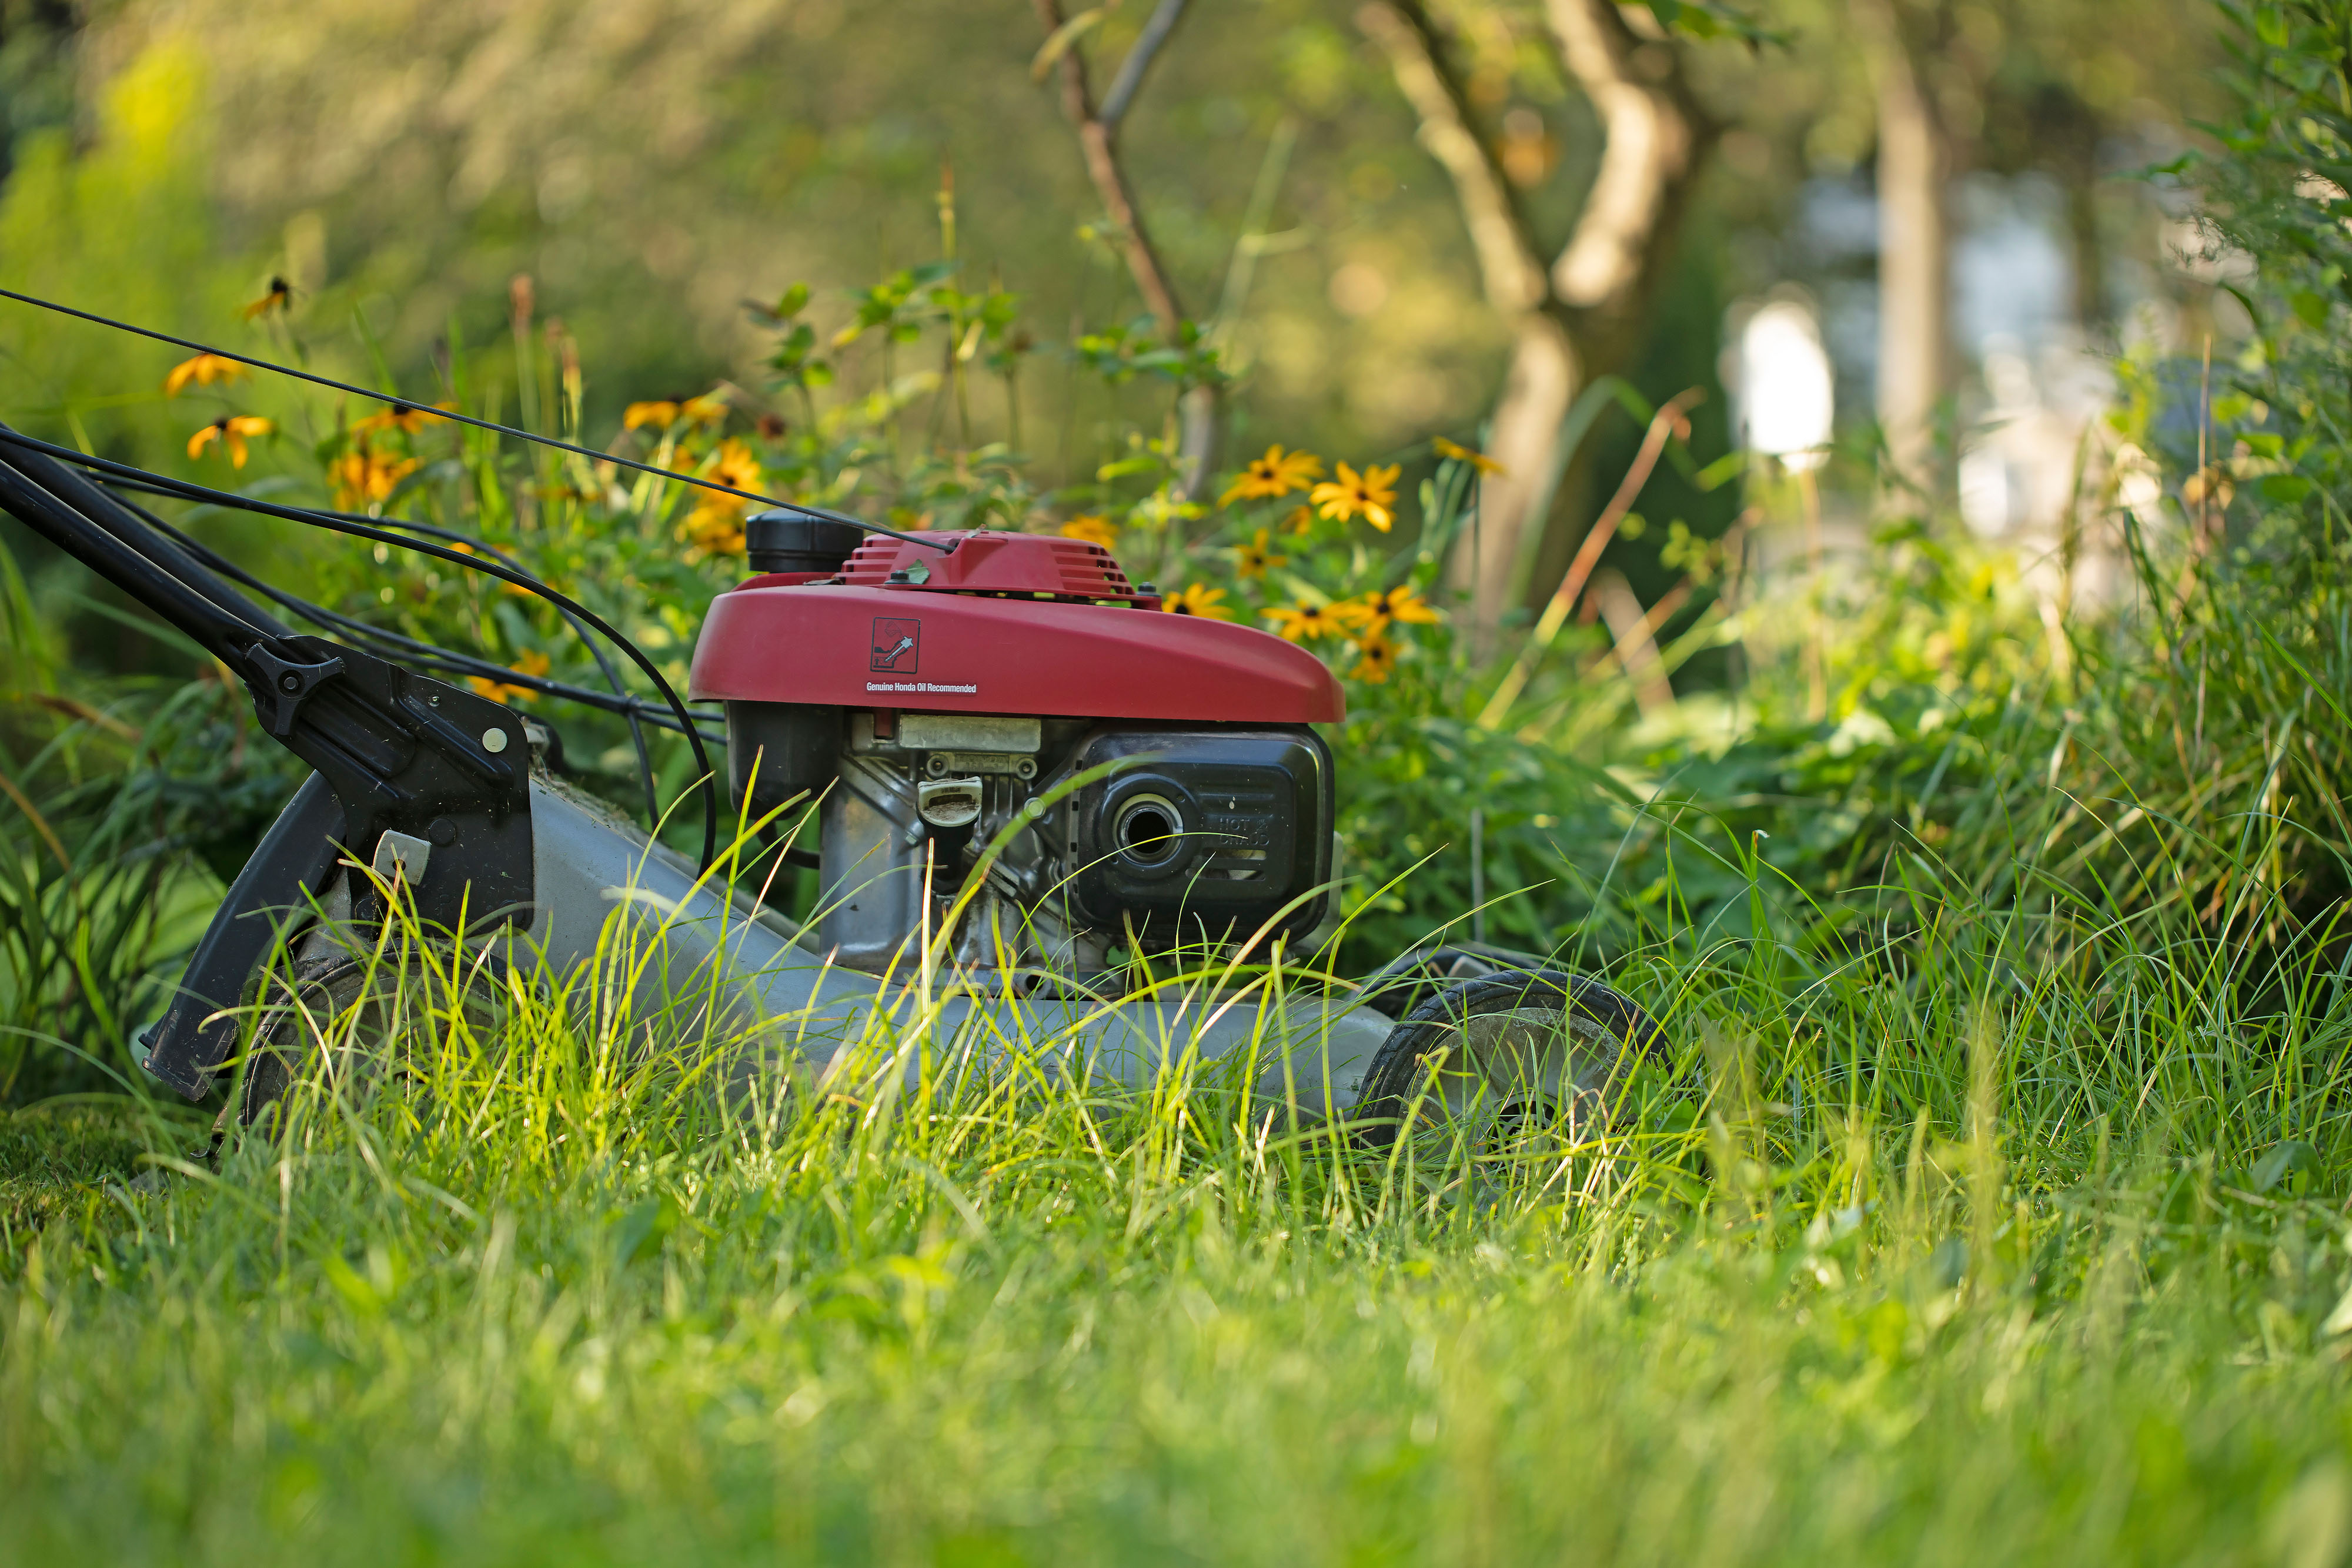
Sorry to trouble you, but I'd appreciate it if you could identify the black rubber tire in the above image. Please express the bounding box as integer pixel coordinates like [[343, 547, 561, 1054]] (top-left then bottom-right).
[[1354, 968, 1666, 1151], [236, 947, 502, 1128]]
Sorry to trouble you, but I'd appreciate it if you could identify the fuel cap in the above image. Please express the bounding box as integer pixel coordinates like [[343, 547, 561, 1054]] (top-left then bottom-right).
[[746, 511, 864, 576]]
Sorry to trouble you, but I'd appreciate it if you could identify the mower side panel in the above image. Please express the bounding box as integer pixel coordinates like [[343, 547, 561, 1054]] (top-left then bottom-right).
[[521, 776, 1386, 1114], [523, 777, 873, 1032], [689, 583, 1344, 724]]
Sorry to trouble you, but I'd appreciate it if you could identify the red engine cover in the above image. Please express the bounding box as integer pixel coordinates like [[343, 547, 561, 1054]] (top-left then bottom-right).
[[689, 530, 1344, 724]]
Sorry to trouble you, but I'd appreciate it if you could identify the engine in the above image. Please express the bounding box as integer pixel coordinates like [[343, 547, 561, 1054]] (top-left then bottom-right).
[[689, 516, 1343, 978]]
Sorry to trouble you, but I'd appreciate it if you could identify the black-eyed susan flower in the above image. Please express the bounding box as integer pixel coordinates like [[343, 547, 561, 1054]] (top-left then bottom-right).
[[1060, 514, 1118, 550], [686, 510, 749, 555], [1279, 503, 1316, 536], [1351, 628, 1398, 683], [710, 436, 762, 493], [1309, 461, 1401, 530], [683, 438, 764, 553], [624, 400, 682, 431], [355, 401, 455, 436], [1263, 600, 1346, 641], [1220, 444, 1323, 506], [240, 276, 292, 320], [1164, 584, 1232, 619], [1344, 583, 1441, 633], [329, 443, 419, 508], [1233, 528, 1287, 579], [680, 392, 731, 425], [1432, 436, 1506, 476], [163, 353, 246, 396], [186, 415, 273, 469]]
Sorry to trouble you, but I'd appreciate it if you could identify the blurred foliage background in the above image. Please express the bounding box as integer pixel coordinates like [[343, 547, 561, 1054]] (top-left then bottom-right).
[[0, 0, 2306, 1097], [0, 0, 2219, 536]]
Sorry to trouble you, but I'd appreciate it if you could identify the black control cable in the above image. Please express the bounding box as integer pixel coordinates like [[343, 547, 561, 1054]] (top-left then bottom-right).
[[100, 482, 723, 740], [0, 425, 723, 870], [0, 285, 952, 552], [99, 473, 676, 821]]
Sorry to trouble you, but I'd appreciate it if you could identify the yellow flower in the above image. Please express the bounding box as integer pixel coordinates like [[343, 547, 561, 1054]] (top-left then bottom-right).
[[186, 416, 273, 469], [1344, 583, 1442, 632], [1263, 600, 1346, 641], [329, 442, 420, 509], [682, 438, 764, 552], [1352, 628, 1398, 683], [630, 390, 729, 433], [354, 401, 454, 436], [1221, 444, 1324, 506], [1060, 514, 1119, 550], [686, 510, 749, 554], [1279, 503, 1316, 536], [1163, 583, 1233, 620], [1309, 461, 1401, 531], [710, 436, 762, 493], [1232, 528, 1287, 580], [1432, 436, 1506, 476], [163, 353, 246, 396], [240, 276, 292, 320], [467, 649, 551, 706]]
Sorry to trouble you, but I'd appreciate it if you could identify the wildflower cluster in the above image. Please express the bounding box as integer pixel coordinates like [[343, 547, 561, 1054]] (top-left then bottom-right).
[[1140, 443, 1438, 685], [168, 347, 270, 472], [165, 280, 305, 469], [616, 393, 767, 557]]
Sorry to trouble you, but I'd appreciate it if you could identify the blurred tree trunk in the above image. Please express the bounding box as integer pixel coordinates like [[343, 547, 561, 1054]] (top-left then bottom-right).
[[1855, 0, 1956, 492], [1361, 0, 1716, 652], [2036, 83, 2110, 331]]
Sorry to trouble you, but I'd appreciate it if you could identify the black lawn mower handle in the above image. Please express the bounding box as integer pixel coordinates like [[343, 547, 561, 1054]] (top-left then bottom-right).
[[0, 429, 537, 1099]]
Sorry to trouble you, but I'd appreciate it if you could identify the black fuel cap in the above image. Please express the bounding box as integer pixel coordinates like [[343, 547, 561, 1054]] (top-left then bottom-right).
[[746, 510, 864, 576]]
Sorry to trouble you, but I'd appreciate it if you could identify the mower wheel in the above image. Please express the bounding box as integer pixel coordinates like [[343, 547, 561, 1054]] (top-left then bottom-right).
[[1355, 941, 1559, 1018], [235, 946, 504, 1129], [1352, 969, 1666, 1155]]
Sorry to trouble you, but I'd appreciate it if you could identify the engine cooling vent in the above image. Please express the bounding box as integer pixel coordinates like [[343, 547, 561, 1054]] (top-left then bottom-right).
[[838, 530, 1156, 605]]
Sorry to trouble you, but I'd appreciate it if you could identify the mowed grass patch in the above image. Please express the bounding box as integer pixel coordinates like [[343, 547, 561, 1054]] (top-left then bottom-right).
[[2, 1102, 152, 1238]]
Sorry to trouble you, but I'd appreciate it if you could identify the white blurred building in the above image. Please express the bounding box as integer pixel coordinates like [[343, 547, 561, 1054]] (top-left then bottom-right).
[[1728, 295, 1836, 471]]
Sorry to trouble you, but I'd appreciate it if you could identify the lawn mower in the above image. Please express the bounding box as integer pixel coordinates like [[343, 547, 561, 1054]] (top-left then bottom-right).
[[0, 294, 1668, 1148]]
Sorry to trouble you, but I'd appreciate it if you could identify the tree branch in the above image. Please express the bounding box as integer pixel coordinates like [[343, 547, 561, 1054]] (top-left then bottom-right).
[[1542, 0, 1716, 327], [1031, 0, 1187, 334], [1362, 0, 1720, 640], [1101, 0, 1190, 131], [1357, 1, 1552, 315]]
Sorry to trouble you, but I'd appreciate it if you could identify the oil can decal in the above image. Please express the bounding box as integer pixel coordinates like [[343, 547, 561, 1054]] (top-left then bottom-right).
[[870, 617, 920, 673]]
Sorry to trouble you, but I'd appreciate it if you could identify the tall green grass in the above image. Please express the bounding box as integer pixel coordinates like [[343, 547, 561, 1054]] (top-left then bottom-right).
[[4, 691, 2350, 1563], [8, 407, 2352, 1561]]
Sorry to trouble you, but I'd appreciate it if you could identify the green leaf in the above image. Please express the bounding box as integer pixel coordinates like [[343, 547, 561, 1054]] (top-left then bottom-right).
[[2253, 1138, 2317, 1195], [613, 1195, 679, 1268], [2256, 473, 2314, 504], [321, 1253, 383, 1316], [1695, 450, 1748, 493]]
